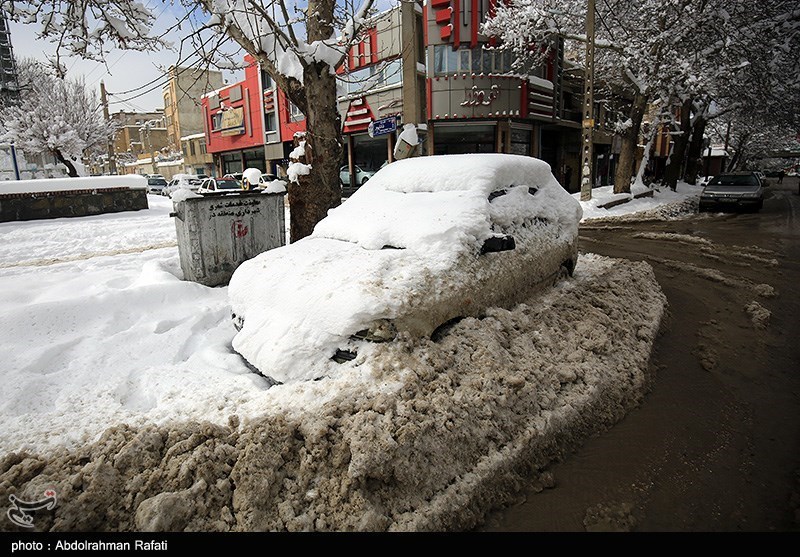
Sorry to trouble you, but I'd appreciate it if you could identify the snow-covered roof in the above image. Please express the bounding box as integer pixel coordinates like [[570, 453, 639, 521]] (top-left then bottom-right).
[[180, 133, 206, 141], [156, 159, 184, 167]]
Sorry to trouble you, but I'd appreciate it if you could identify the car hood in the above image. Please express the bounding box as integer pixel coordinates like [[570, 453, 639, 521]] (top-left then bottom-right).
[[229, 237, 440, 383]]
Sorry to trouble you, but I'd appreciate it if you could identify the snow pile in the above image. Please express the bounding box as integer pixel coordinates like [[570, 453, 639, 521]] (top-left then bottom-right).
[[288, 141, 306, 161], [0, 254, 667, 532], [262, 180, 287, 194], [287, 162, 311, 183], [170, 188, 201, 203], [577, 182, 703, 222], [242, 168, 262, 185]]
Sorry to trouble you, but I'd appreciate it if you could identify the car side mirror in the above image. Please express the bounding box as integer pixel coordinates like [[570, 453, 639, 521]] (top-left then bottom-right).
[[481, 235, 516, 254]]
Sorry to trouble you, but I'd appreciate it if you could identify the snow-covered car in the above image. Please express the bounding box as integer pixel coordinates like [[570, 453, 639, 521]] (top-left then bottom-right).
[[197, 177, 242, 194], [228, 153, 583, 384], [699, 172, 764, 212], [165, 174, 203, 197]]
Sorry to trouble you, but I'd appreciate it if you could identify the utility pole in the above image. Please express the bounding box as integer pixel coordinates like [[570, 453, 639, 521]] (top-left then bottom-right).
[[580, 0, 595, 201], [722, 121, 731, 172], [100, 81, 117, 175]]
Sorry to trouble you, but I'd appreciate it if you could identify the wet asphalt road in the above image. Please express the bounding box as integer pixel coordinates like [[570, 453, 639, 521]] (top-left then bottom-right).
[[484, 177, 800, 532]]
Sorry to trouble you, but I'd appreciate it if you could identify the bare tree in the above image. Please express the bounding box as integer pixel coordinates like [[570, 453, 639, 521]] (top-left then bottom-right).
[[485, 0, 800, 193], [0, 58, 115, 176]]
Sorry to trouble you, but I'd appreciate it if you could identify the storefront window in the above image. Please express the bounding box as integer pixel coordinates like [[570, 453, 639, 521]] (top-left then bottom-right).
[[434, 124, 496, 155], [243, 147, 266, 172], [510, 128, 531, 156], [222, 152, 242, 175]]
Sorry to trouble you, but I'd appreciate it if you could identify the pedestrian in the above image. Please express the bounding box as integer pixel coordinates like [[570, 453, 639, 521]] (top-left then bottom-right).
[[778, 170, 784, 184]]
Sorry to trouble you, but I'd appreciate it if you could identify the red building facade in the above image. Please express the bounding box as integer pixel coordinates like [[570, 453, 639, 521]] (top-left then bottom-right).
[[202, 55, 269, 176]]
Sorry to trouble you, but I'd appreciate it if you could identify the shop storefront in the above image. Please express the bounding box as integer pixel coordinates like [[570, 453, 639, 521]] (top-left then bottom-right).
[[218, 147, 267, 176]]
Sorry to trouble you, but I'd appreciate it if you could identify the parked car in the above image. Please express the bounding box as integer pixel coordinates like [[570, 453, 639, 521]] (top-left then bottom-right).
[[699, 172, 764, 212], [340, 165, 375, 188], [698, 175, 714, 188], [164, 174, 203, 197], [146, 176, 168, 195], [753, 170, 769, 187], [228, 153, 583, 384], [197, 177, 243, 194]]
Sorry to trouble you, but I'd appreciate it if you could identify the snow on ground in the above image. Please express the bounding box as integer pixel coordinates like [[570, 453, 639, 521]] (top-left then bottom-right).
[[0, 177, 693, 531], [576, 182, 703, 222]]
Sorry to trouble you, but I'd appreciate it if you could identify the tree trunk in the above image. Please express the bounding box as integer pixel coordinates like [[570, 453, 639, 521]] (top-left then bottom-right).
[[284, 0, 344, 243], [684, 114, 707, 184], [613, 92, 648, 194], [53, 149, 78, 177], [662, 98, 692, 191], [286, 64, 343, 243]]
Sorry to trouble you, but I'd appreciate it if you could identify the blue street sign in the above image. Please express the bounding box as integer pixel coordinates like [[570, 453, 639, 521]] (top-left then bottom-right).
[[368, 117, 398, 137]]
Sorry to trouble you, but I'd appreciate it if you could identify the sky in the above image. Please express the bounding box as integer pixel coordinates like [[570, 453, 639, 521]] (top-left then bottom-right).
[[7, 0, 401, 115], [0, 169, 702, 455]]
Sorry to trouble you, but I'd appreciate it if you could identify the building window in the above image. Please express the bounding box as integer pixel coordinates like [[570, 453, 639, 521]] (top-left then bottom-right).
[[210, 112, 223, 131], [382, 59, 402, 87], [200, 141, 207, 155], [433, 46, 518, 76], [289, 102, 303, 121], [190, 141, 196, 156], [339, 59, 402, 95], [265, 110, 276, 132], [416, 15, 425, 65]]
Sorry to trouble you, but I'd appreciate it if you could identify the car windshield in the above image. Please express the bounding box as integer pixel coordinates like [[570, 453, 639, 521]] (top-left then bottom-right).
[[709, 175, 759, 187], [216, 179, 241, 190], [148, 178, 166, 185]]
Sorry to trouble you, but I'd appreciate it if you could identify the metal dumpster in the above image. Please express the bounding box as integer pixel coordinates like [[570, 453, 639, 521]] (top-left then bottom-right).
[[172, 191, 286, 286]]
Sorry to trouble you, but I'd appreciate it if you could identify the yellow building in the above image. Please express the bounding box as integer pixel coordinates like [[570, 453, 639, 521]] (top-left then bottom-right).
[[162, 66, 224, 153]]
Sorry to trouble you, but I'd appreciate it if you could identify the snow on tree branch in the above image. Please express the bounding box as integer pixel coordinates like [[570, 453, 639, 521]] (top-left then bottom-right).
[[1, 0, 164, 63], [0, 59, 116, 177]]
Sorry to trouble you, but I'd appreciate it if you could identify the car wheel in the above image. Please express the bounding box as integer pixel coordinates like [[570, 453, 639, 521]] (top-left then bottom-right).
[[553, 264, 571, 286], [431, 316, 464, 342], [361, 177, 369, 186]]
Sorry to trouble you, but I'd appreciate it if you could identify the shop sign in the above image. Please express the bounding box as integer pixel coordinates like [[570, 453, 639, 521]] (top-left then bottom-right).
[[220, 107, 245, 136]]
